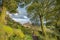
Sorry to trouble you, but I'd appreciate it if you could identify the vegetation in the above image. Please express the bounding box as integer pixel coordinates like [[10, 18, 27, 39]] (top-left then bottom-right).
[[0, 0, 60, 40]]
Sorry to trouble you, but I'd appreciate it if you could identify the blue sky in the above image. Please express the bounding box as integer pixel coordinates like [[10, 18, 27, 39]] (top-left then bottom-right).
[[8, 2, 33, 24], [7, 6, 31, 25]]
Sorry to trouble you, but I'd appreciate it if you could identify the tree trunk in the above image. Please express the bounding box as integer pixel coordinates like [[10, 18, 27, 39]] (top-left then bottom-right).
[[32, 36, 39, 40], [39, 15, 47, 40], [32, 30, 39, 40], [55, 19, 59, 40], [0, 6, 7, 25]]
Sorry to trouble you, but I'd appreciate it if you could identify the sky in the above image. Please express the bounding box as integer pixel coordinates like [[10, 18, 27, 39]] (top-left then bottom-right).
[[7, 2, 33, 25], [7, 2, 47, 25], [7, 6, 31, 25]]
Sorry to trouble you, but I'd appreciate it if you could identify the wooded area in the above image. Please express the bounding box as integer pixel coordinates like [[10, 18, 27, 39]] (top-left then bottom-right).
[[0, 0, 60, 40]]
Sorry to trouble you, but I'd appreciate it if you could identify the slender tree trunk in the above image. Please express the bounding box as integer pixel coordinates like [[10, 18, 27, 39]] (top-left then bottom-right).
[[55, 19, 59, 40], [30, 25, 39, 40], [32, 30, 39, 40], [39, 15, 47, 40], [0, 6, 7, 25]]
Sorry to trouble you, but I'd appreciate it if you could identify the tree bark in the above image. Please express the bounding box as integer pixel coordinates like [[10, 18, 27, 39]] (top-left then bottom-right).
[[0, 6, 7, 25], [39, 15, 47, 40], [32, 30, 39, 40]]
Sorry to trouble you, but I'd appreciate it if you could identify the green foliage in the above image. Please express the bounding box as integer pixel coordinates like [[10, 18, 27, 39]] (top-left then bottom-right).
[[24, 35, 33, 40], [0, 23, 25, 40], [6, 15, 22, 28], [0, 0, 60, 40], [13, 29, 25, 38], [2, 26, 13, 36], [3, 0, 18, 13]]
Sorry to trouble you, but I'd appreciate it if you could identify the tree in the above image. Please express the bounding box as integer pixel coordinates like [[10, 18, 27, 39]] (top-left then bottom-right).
[[0, 0, 18, 24], [27, 0, 56, 40]]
